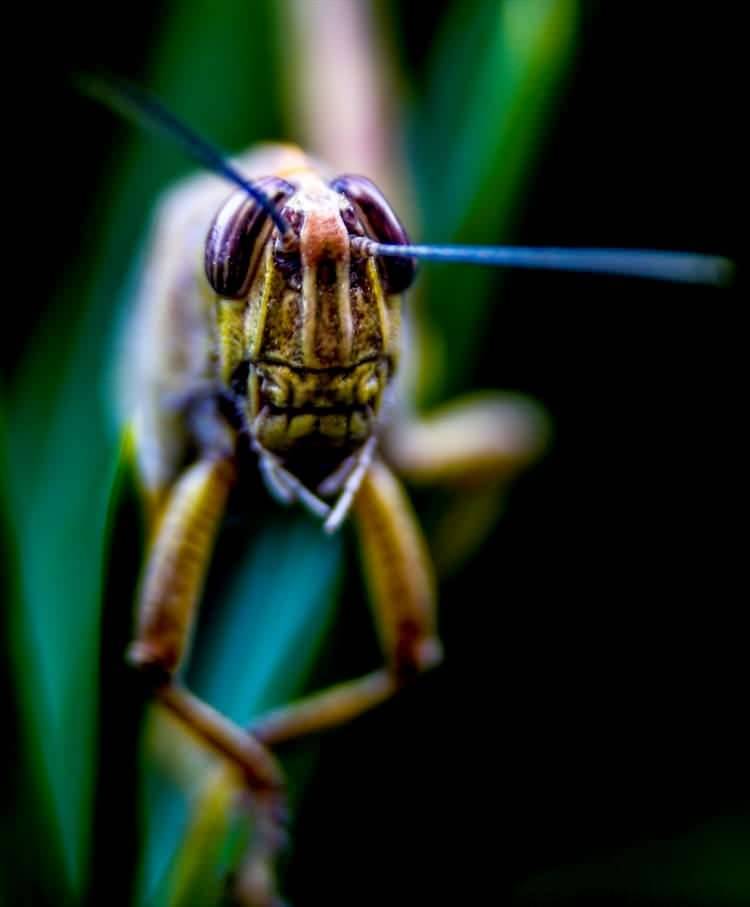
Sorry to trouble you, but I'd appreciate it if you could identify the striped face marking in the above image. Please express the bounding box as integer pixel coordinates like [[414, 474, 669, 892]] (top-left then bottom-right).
[[205, 165, 414, 456]]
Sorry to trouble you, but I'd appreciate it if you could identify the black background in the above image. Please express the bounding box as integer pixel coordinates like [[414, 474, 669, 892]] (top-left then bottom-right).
[[6, 2, 744, 905]]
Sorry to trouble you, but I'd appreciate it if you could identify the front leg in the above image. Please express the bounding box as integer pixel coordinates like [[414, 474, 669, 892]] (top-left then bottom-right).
[[130, 455, 234, 677], [248, 395, 546, 747], [354, 456, 442, 677], [129, 409, 287, 905], [249, 457, 441, 746]]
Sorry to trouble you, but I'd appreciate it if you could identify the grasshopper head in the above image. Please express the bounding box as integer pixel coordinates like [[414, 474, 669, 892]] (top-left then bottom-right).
[[205, 171, 416, 466]]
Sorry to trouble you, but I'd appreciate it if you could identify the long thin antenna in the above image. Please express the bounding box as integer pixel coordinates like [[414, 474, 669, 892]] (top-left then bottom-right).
[[77, 74, 291, 236], [78, 75, 732, 288], [354, 240, 733, 287]]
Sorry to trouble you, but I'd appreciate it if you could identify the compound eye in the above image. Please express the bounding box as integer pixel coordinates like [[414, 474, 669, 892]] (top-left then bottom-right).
[[205, 176, 295, 298], [330, 174, 416, 294]]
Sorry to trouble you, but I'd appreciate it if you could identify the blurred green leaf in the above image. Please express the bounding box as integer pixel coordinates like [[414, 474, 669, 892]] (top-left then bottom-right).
[[165, 772, 252, 907], [7, 339, 118, 896], [2, 399, 71, 904], [410, 0, 579, 403], [5, 0, 292, 897], [1, 407, 37, 901], [190, 517, 343, 723], [85, 433, 150, 906]]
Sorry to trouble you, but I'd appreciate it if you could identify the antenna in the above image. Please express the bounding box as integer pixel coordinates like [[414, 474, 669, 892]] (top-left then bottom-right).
[[79, 76, 732, 287], [77, 74, 291, 236], [352, 240, 733, 287]]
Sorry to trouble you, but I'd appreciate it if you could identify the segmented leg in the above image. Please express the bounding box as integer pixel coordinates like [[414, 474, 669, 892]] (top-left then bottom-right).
[[382, 392, 550, 485], [249, 457, 441, 746], [382, 393, 550, 574], [129, 456, 234, 676], [129, 442, 286, 905], [147, 712, 286, 907]]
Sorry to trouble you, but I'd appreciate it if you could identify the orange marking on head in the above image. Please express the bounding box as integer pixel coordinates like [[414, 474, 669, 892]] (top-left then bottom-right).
[[301, 207, 350, 267]]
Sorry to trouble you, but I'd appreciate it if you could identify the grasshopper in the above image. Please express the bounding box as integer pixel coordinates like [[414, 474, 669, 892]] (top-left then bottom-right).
[[84, 78, 732, 905]]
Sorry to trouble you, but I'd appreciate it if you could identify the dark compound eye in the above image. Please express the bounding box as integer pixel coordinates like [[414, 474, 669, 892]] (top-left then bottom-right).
[[330, 174, 416, 294], [205, 176, 295, 298]]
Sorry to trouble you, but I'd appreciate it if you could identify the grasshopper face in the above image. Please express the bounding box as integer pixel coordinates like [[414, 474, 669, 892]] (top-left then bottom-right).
[[206, 170, 415, 470]]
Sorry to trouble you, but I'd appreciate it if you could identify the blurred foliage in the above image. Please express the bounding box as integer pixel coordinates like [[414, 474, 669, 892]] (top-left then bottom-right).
[[2, 1, 744, 906], [409, 0, 578, 403]]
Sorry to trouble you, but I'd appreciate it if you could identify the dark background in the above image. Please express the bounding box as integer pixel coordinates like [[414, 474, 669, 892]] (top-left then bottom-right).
[[5, 2, 744, 905], [293, 9, 745, 905]]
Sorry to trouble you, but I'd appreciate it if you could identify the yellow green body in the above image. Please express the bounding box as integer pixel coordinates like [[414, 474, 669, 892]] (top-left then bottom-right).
[[123, 144, 548, 906]]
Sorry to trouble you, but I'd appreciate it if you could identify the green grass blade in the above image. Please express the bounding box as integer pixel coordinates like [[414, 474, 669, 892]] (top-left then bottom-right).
[[190, 516, 343, 723], [6, 0, 288, 895], [410, 0, 580, 403], [6, 360, 119, 894], [0, 401, 66, 904], [85, 432, 151, 906]]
